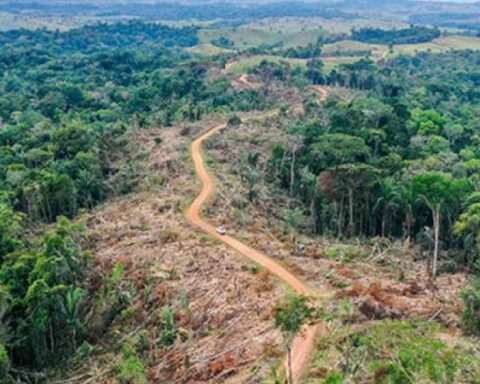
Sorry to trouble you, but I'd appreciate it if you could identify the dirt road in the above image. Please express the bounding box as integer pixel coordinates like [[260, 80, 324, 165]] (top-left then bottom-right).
[[186, 120, 322, 383], [306, 85, 329, 102], [238, 74, 260, 89]]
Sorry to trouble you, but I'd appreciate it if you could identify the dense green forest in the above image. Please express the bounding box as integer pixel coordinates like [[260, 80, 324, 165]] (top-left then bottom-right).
[[0, 21, 199, 52], [266, 51, 480, 277], [351, 26, 441, 45], [0, 20, 263, 380]]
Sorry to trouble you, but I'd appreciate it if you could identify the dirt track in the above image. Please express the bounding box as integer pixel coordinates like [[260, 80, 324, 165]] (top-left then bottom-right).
[[186, 120, 323, 383]]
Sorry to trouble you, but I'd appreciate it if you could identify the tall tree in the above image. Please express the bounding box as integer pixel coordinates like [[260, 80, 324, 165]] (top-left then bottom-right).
[[412, 173, 470, 277], [275, 295, 313, 384]]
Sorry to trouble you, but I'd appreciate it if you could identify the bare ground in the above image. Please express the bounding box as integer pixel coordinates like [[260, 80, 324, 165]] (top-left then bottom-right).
[[70, 119, 287, 383], [204, 108, 467, 329]]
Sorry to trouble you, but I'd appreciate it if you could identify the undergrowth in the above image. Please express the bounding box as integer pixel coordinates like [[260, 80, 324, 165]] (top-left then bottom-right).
[[306, 320, 480, 383]]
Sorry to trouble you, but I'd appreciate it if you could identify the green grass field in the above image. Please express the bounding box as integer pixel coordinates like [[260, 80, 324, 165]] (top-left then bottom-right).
[[0, 12, 71, 31], [0, 12, 146, 31], [389, 35, 480, 57], [321, 56, 364, 72], [199, 28, 323, 50], [187, 43, 234, 56], [204, 33, 480, 76], [224, 55, 307, 74], [318, 35, 480, 69], [321, 40, 387, 60], [243, 16, 408, 35]]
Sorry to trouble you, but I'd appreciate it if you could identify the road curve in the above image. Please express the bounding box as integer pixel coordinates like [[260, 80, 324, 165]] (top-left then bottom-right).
[[186, 121, 322, 383]]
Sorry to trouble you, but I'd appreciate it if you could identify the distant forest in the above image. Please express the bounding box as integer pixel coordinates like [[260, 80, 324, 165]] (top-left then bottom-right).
[[1, 1, 478, 35], [0, 1, 354, 21], [352, 26, 441, 45]]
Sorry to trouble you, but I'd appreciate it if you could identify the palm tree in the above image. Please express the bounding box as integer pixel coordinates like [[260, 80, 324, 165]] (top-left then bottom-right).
[[373, 178, 401, 237]]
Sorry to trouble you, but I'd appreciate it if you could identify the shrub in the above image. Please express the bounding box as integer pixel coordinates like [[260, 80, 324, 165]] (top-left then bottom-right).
[[0, 344, 9, 380], [462, 278, 480, 335], [159, 306, 177, 346], [322, 372, 343, 384], [312, 320, 478, 383], [116, 344, 146, 384], [228, 114, 242, 126]]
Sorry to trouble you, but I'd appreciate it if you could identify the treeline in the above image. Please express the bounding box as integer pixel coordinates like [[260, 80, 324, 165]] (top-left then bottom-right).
[[410, 12, 480, 32], [263, 51, 480, 276], [352, 26, 441, 45], [0, 214, 88, 371], [0, 2, 355, 21], [0, 20, 199, 54]]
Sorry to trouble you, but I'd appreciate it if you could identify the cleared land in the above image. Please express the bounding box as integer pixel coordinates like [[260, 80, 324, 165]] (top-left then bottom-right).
[[204, 86, 480, 383], [222, 35, 480, 75], [321, 35, 480, 61], [199, 28, 323, 50], [187, 43, 234, 56], [243, 17, 408, 35], [225, 55, 307, 74]]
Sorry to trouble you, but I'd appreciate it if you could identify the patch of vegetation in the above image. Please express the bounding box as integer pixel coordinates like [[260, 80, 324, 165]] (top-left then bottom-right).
[[324, 245, 369, 264], [210, 36, 234, 49], [266, 50, 480, 277], [116, 344, 146, 384], [275, 294, 314, 384], [0, 19, 268, 380], [462, 277, 480, 335], [352, 26, 441, 45], [308, 320, 480, 383]]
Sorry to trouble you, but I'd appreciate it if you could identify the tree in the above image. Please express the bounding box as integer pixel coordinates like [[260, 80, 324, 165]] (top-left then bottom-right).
[[461, 277, 480, 335], [227, 114, 242, 127], [275, 294, 313, 384], [374, 178, 401, 238], [412, 173, 470, 278], [454, 202, 480, 267], [0, 202, 22, 261], [285, 208, 304, 251], [0, 217, 87, 367], [309, 133, 370, 173], [325, 164, 379, 237], [306, 59, 325, 84], [0, 344, 9, 381]]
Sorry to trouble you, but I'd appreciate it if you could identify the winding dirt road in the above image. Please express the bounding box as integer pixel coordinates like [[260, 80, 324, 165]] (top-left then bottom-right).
[[186, 121, 324, 382]]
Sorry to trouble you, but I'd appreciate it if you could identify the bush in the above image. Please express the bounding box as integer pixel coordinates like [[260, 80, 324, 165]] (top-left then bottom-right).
[[313, 320, 478, 383], [227, 114, 242, 126], [322, 372, 343, 384], [324, 245, 368, 263], [462, 278, 480, 335], [0, 344, 9, 380], [159, 306, 177, 346], [116, 344, 146, 384]]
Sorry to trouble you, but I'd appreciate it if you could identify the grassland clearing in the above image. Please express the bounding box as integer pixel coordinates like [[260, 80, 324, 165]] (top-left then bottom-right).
[[199, 27, 322, 50], [224, 55, 308, 74], [389, 35, 480, 57], [243, 17, 408, 35], [187, 43, 234, 56]]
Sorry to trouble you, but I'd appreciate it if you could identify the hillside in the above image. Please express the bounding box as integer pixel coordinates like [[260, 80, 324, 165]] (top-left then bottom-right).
[[1, 4, 480, 384]]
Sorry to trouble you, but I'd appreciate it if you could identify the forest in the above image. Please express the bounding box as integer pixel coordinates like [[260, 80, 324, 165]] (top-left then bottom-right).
[[265, 51, 480, 277], [0, 2, 353, 22], [0, 20, 263, 379], [351, 26, 441, 45], [1, 2, 480, 383]]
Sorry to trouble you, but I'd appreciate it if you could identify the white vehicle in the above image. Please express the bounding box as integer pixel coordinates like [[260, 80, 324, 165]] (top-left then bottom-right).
[[216, 225, 226, 235]]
